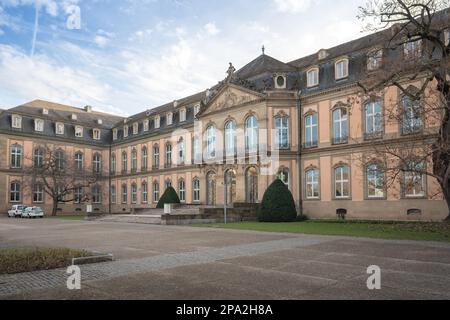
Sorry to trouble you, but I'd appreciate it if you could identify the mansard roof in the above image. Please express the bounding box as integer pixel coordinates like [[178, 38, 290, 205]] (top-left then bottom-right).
[[236, 54, 296, 79]]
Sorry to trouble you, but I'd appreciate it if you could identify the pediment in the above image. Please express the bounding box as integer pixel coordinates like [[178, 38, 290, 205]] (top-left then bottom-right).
[[200, 84, 265, 116]]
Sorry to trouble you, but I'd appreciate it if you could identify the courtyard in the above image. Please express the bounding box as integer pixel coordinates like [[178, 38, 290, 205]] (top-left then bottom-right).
[[0, 217, 450, 300]]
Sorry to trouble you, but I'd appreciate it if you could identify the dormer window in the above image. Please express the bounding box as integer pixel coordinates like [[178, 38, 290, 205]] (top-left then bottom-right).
[[113, 128, 118, 141], [143, 119, 149, 132], [123, 125, 129, 138], [167, 113, 173, 126], [367, 49, 383, 71], [12, 115, 22, 129], [306, 68, 319, 88], [93, 129, 101, 140], [56, 122, 64, 135], [335, 59, 349, 80], [404, 38, 422, 59], [42, 108, 49, 115], [75, 126, 83, 138], [35, 119, 44, 132], [97, 119, 103, 125], [179, 108, 186, 122], [133, 122, 139, 135], [274, 74, 287, 89], [154, 116, 160, 129], [71, 114, 77, 121]]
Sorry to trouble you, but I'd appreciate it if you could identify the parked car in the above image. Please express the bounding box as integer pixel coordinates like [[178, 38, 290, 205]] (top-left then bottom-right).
[[8, 205, 27, 218], [22, 207, 44, 219]]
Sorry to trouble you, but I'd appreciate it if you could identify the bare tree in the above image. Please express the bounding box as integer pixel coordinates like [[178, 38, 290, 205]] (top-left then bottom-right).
[[353, 0, 450, 220], [24, 145, 99, 216]]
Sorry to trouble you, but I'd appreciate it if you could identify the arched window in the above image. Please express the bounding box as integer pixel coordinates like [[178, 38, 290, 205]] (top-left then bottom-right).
[[277, 168, 290, 188], [225, 120, 236, 157], [142, 146, 148, 171], [131, 149, 138, 172], [93, 153, 102, 174], [335, 58, 349, 79], [34, 148, 45, 168], [178, 138, 185, 165], [75, 152, 83, 171], [332, 107, 348, 144], [153, 182, 160, 203], [121, 184, 128, 204], [10, 181, 21, 202], [364, 100, 383, 138], [74, 186, 83, 204], [10, 144, 22, 169], [305, 169, 320, 199], [178, 179, 186, 203], [245, 116, 258, 153], [334, 166, 350, 198], [122, 151, 128, 173], [165, 179, 172, 190], [55, 149, 65, 170], [193, 178, 200, 202], [367, 163, 384, 198], [92, 185, 101, 204], [206, 125, 216, 159], [165, 143, 172, 167], [404, 160, 425, 197], [110, 153, 116, 174], [206, 171, 216, 206], [110, 185, 116, 204], [245, 167, 258, 203], [304, 113, 318, 148], [153, 144, 160, 169], [402, 95, 422, 134], [193, 137, 201, 163], [131, 183, 137, 203], [275, 116, 289, 149], [307, 67, 319, 87], [33, 183, 44, 203], [141, 182, 148, 203]]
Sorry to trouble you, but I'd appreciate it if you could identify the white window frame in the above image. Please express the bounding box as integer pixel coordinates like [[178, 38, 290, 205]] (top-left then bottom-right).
[[133, 122, 139, 135], [334, 166, 350, 199], [131, 183, 137, 204], [11, 144, 22, 169], [206, 125, 216, 159], [93, 129, 101, 140], [404, 39, 422, 59], [275, 116, 289, 149], [193, 179, 200, 202], [304, 113, 318, 148], [305, 169, 320, 199], [154, 116, 160, 129], [121, 184, 128, 204], [367, 164, 385, 199], [142, 182, 148, 203], [113, 129, 118, 141], [306, 68, 319, 87], [332, 108, 348, 144], [245, 116, 258, 153], [123, 125, 129, 138], [335, 59, 349, 80], [166, 113, 173, 126], [93, 153, 102, 174], [179, 108, 186, 122], [75, 126, 83, 138], [12, 115, 22, 129], [75, 152, 83, 171], [10, 182, 21, 203], [225, 121, 236, 157], [365, 100, 383, 136], [110, 186, 116, 204], [33, 184, 44, 203], [35, 119, 44, 132], [56, 122, 65, 135], [153, 182, 160, 203], [178, 180, 186, 203], [367, 49, 383, 71], [404, 161, 425, 198]]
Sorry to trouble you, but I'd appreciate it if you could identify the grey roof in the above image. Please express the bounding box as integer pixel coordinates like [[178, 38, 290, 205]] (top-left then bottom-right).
[[236, 54, 296, 79]]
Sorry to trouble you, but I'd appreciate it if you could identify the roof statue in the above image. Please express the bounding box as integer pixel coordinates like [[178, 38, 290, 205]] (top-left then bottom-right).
[[226, 62, 236, 83]]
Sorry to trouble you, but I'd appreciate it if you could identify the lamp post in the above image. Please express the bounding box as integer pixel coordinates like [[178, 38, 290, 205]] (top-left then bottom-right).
[[224, 176, 228, 224], [296, 89, 303, 217]]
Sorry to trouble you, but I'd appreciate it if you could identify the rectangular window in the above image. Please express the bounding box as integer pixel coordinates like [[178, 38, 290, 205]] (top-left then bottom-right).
[[404, 161, 425, 197], [93, 129, 101, 140], [304, 113, 318, 148], [179, 108, 186, 122], [75, 126, 83, 138], [10, 182, 21, 202], [122, 185, 128, 204], [154, 116, 160, 129], [404, 39, 422, 59], [166, 113, 173, 126], [133, 122, 139, 135], [178, 180, 185, 203], [334, 166, 350, 198], [305, 169, 319, 199], [335, 59, 348, 80], [35, 119, 44, 132], [111, 186, 116, 204], [367, 164, 384, 198], [123, 125, 129, 138], [367, 49, 382, 71], [33, 184, 44, 203], [12, 115, 22, 129], [275, 117, 289, 149], [332, 108, 348, 144], [193, 179, 200, 202], [142, 183, 148, 203], [402, 96, 423, 134], [153, 183, 159, 203], [92, 186, 101, 204], [143, 120, 149, 132], [113, 129, 118, 141], [74, 187, 83, 204], [56, 122, 65, 135], [307, 68, 319, 87], [153, 145, 160, 169], [365, 101, 383, 138]]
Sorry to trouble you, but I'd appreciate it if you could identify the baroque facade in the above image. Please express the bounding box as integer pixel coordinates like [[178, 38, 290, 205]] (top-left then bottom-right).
[[0, 23, 448, 221]]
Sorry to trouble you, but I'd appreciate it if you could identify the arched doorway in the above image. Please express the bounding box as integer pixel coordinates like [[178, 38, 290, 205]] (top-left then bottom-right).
[[245, 167, 258, 203], [206, 171, 216, 206], [224, 169, 236, 206]]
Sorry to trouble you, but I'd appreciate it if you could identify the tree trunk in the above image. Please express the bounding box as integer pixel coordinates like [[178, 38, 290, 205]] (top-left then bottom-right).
[[52, 199, 58, 217]]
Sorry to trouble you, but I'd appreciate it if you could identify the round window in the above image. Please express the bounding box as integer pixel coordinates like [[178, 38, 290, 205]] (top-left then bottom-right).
[[276, 76, 285, 88]]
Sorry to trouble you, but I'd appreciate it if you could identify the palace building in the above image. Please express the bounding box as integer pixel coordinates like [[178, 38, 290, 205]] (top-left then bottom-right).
[[0, 22, 448, 221]]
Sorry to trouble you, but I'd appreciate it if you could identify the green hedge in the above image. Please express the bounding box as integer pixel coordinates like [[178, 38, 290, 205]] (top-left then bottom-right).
[[156, 186, 181, 209], [258, 179, 297, 222]]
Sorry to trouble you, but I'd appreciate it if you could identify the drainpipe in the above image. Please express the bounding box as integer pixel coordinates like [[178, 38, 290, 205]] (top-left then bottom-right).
[[296, 89, 303, 217], [108, 144, 112, 215]]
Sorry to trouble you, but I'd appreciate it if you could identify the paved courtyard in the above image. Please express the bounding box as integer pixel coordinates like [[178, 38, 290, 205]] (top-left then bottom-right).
[[1, 217, 450, 300]]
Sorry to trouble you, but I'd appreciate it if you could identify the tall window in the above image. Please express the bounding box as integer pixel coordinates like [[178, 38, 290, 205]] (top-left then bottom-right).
[[34, 148, 44, 168], [121, 184, 128, 204], [275, 116, 289, 149], [335, 59, 349, 79], [307, 68, 319, 87], [178, 139, 185, 165], [93, 153, 102, 174], [10, 144, 22, 169], [131, 183, 137, 204], [131, 149, 137, 172], [142, 146, 148, 171], [225, 120, 236, 157], [334, 166, 350, 198], [193, 137, 201, 163], [111, 153, 116, 174], [404, 39, 422, 59], [179, 108, 186, 122], [122, 151, 128, 173], [245, 116, 258, 153], [153, 144, 160, 169], [142, 182, 148, 203], [75, 152, 83, 171], [367, 164, 384, 198], [165, 179, 172, 190], [245, 167, 258, 203], [92, 185, 101, 204], [206, 125, 216, 159], [153, 182, 160, 203], [332, 108, 348, 144], [404, 161, 425, 197], [367, 49, 383, 71], [55, 150, 65, 170], [74, 186, 83, 204], [111, 185, 116, 204], [165, 143, 172, 167], [365, 100, 383, 138], [277, 168, 290, 188], [304, 113, 318, 148], [193, 179, 200, 202], [12, 115, 22, 129], [178, 180, 185, 203], [402, 96, 422, 134], [33, 183, 44, 203], [10, 182, 21, 202], [35, 119, 44, 132], [305, 169, 320, 199]]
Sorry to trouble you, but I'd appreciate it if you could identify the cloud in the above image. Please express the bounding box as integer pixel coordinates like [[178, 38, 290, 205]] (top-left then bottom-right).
[[273, 0, 314, 13], [204, 22, 219, 36], [0, 0, 59, 16], [94, 29, 115, 48]]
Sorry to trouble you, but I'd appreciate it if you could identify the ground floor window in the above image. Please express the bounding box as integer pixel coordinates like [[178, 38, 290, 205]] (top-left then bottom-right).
[[142, 182, 148, 203], [305, 169, 320, 199], [193, 179, 200, 202], [153, 182, 160, 203], [334, 166, 350, 198], [245, 167, 258, 203], [131, 183, 137, 204], [92, 186, 101, 204], [74, 187, 83, 204], [367, 164, 384, 198], [178, 180, 185, 202], [33, 184, 44, 203], [111, 186, 116, 204], [122, 184, 128, 204], [10, 182, 21, 202]]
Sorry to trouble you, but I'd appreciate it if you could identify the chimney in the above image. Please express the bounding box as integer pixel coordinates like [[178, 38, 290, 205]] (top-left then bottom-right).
[[84, 105, 93, 113]]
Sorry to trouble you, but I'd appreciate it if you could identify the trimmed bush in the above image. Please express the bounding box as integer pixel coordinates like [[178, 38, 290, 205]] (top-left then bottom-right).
[[258, 179, 297, 222], [156, 186, 181, 209]]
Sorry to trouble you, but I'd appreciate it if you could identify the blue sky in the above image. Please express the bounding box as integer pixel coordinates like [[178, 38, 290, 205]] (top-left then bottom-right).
[[0, 0, 368, 115]]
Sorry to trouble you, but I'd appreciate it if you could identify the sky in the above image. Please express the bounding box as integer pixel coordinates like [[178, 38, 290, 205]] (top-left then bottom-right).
[[0, 0, 369, 116]]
